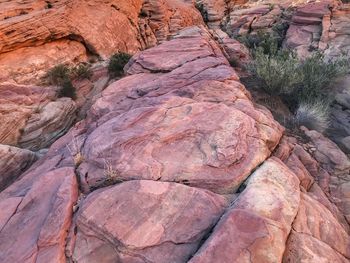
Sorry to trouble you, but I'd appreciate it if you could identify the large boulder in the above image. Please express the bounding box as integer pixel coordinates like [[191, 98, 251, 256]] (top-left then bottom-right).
[[0, 164, 78, 263], [303, 128, 350, 223], [70, 180, 228, 262], [0, 144, 37, 190], [77, 26, 283, 194], [189, 158, 301, 263]]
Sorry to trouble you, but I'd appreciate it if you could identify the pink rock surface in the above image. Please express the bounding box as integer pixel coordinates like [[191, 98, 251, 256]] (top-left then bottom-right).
[[0, 0, 203, 84], [0, 166, 78, 262], [303, 128, 350, 224], [0, 83, 55, 145], [292, 193, 350, 258], [0, 144, 37, 190], [189, 158, 300, 263], [283, 231, 349, 263], [71, 180, 228, 263], [77, 27, 283, 194]]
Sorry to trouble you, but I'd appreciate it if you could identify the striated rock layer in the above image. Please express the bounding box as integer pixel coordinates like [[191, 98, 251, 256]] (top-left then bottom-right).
[[0, 0, 204, 84], [0, 24, 350, 263]]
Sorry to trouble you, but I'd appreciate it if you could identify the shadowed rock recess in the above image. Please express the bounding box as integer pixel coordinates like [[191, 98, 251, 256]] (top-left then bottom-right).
[[1, 2, 350, 262]]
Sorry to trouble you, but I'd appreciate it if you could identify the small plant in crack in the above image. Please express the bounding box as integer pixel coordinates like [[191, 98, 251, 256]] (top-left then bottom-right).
[[46, 1, 53, 9], [67, 137, 84, 166], [108, 52, 132, 78], [103, 160, 123, 183]]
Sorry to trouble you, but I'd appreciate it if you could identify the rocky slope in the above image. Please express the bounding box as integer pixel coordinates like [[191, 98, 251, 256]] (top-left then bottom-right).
[[1, 24, 350, 262], [0, 0, 350, 263], [0, 0, 205, 190], [0, 0, 203, 84]]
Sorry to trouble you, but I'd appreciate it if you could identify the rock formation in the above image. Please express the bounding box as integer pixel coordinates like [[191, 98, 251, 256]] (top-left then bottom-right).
[[0, 0, 203, 84], [1, 0, 350, 262]]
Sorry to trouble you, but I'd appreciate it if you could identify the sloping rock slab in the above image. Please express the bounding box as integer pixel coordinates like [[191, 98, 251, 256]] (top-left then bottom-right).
[[71, 180, 228, 263], [0, 144, 37, 191], [291, 193, 350, 258], [18, 97, 77, 151], [0, 165, 78, 263], [189, 157, 300, 263], [283, 231, 349, 263]]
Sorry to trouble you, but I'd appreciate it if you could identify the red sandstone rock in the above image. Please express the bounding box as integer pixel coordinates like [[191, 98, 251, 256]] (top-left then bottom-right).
[[77, 27, 283, 193], [0, 0, 203, 84], [283, 231, 349, 263], [0, 165, 78, 262], [189, 158, 300, 263], [292, 193, 350, 257], [0, 83, 55, 145], [71, 180, 228, 262], [0, 144, 37, 191], [303, 128, 350, 223], [18, 98, 77, 151]]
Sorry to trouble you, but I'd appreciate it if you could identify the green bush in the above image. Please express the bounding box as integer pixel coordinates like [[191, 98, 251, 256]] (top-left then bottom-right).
[[195, 2, 209, 22], [71, 64, 92, 80], [237, 31, 281, 56], [46, 64, 71, 86], [249, 48, 301, 95], [295, 101, 330, 132], [58, 79, 77, 100], [108, 52, 132, 77], [295, 53, 348, 103]]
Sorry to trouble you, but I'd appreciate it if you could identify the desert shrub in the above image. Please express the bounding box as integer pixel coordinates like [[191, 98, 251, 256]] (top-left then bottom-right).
[[195, 2, 208, 22], [108, 52, 132, 77], [58, 79, 77, 100], [248, 48, 301, 95], [46, 64, 70, 86], [272, 22, 289, 48], [71, 63, 92, 80], [238, 31, 281, 56], [294, 53, 348, 103], [295, 101, 330, 133], [229, 57, 240, 67]]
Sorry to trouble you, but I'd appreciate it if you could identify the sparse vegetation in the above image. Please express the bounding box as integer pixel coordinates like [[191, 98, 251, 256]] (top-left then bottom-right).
[[46, 64, 71, 86], [45, 63, 93, 100], [103, 160, 123, 183], [295, 101, 330, 133], [58, 79, 77, 100], [46, 2, 53, 9], [243, 32, 349, 133], [249, 48, 301, 95], [295, 53, 348, 103], [67, 137, 84, 166], [71, 63, 92, 80], [108, 52, 132, 77], [194, 2, 209, 22]]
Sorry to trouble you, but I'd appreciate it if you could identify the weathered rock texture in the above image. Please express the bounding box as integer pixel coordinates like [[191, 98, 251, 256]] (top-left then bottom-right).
[[0, 0, 203, 84], [72, 180, 228, 262], [0, 163, 78, 263], [0, 83, 77, 151], [189, 158, 301, 263], [77, 26, 283, 194], [0, 144, 37, 191], [1, 21, 350, 263]]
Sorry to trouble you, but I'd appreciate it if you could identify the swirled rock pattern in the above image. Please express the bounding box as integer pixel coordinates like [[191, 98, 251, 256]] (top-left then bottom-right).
[[0, 144, 37, 191], [1, 23, 350, 263], [77, 26, 283, 194], [71, 180, 228, 262], [0, 0, 203, 84]]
